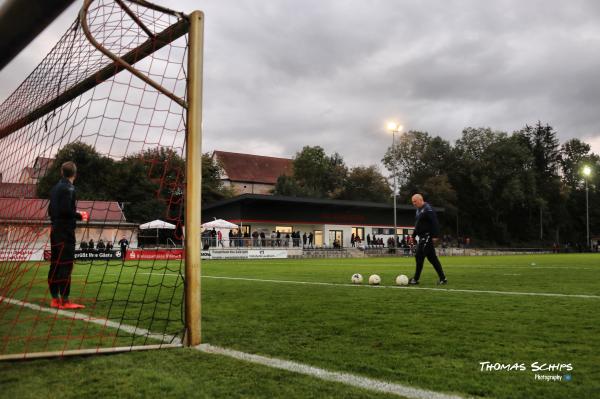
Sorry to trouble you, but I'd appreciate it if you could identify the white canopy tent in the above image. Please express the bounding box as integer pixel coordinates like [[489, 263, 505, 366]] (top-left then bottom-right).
[[201, 219, 238, 229], [139, 220, 176, 230], [138, 220, 177, 247]]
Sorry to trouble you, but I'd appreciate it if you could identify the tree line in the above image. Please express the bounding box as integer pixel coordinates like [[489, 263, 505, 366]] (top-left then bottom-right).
[[40, 121, 599, 246], [37, 142, 234, 223], [274, 122, 599, 246], [381, 122, 599, 246]]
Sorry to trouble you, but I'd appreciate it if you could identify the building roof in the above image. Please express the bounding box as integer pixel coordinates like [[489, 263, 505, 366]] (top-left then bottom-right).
[[18, 157, 54, 182], [203, 193, 421, 211], [0, 183, 37, 198], [213, 151, 293, 184], [202, 194, 436, 227], [0, 198, 126, 222]]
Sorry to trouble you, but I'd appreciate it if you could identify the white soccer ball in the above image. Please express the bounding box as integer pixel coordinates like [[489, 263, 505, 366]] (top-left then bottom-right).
[[351, 273, 363, 284], [395, 274, 409, 286], [531, 262, 536, 266], [368, 274, 381, 285]]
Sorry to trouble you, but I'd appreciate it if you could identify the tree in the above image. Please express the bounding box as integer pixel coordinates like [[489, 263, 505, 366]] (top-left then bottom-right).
[[112, 156, 166, 223], [273, 174, 302, 197], [274, 146, 347, 198], [38, 144, 234, 224], [382, 130, 431, 189], [121, 147, 185, 223], [517, 122, 561, 180], [37, 142, 115, 200], [515, 122, 563, 242], [336, 165, 392, 203], [560, 138, 591, 189], [202, 153, 235, 205]]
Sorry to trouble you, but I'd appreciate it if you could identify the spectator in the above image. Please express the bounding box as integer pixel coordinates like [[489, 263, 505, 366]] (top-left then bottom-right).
[[118, 236, 129, 261], [88, 238, 95, 250]]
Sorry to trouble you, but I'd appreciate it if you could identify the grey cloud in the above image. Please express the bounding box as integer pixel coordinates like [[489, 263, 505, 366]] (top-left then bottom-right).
[[2, 0, 600, 170]]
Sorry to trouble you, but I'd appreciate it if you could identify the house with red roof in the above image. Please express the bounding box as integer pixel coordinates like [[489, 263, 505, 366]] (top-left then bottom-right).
[[18, 156, 54, 184], [212, 150, 293, 195]]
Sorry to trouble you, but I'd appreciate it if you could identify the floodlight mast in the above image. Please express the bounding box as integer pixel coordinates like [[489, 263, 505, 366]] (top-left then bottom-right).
[[387, 122, 403, 254]]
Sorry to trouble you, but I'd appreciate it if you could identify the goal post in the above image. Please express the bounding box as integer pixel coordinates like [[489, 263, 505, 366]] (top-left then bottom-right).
[[0, 0, 203, 359], [185, 9, 203, 347]]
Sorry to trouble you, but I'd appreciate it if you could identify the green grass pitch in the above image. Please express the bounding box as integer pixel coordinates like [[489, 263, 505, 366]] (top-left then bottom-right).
[[1, 254, 599, 398]]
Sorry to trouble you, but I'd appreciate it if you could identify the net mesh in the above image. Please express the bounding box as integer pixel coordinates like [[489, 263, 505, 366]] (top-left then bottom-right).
[[0, 0, 190, 358]]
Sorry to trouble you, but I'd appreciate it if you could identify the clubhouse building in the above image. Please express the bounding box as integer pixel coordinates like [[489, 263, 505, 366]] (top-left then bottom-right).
[[202, 194, 435, 248]]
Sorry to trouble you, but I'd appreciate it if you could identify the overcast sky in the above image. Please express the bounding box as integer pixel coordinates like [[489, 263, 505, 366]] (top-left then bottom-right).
[[2, 0, 600, 169]]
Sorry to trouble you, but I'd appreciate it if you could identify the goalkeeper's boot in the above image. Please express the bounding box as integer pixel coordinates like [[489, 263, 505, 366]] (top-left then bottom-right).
[[437, 278, 448, 285], [408, 278, 419, 285], [50, 298, 61, 308], [60, 300, 85, 309]]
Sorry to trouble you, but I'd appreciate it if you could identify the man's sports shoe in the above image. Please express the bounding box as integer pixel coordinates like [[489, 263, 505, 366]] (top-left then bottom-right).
[[408, 278, 419, 285], [60, 301, 85, 309], [437, 279, 448, 285], [50, 298, 61, 308]]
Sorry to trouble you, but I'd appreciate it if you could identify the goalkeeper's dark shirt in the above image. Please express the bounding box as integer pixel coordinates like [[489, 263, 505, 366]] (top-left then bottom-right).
[[48, 177, 81, 230], [413, 202, 440, 238]]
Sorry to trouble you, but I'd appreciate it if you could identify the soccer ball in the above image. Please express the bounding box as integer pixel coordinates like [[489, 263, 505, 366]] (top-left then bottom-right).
[[395, 274, 409, 286], [368, 274, 381, 285], [351, 273, 363, 284]]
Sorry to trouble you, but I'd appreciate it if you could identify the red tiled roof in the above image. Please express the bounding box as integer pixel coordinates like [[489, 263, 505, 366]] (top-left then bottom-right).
[[0, 183, 37, 198], [213, 151, 293, 184], [0, 198, 126, 222]]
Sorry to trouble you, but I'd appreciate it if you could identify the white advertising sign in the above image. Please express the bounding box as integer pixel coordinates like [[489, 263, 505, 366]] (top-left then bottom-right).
[[248, 249, 288, 259]]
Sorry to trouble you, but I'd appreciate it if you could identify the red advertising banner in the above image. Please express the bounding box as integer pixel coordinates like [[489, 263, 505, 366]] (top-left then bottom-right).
[[126, 249, 184, 261]]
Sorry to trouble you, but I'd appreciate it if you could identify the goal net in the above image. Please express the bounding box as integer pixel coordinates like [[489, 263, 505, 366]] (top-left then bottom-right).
[[0, 0, 203, 359]]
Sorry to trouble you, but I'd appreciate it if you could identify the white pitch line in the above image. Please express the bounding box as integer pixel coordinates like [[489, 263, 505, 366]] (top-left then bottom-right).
[[0, 296, 181, 345], [74, 272, 600, 299], [73, 272, 600, 299], [2, 297, 464, 399], [201, 275, 600, 299], [196, 344, 464, 399]]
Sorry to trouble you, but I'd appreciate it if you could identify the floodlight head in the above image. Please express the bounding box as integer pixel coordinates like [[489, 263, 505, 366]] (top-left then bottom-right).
[[386, 122, 403, 133], [583, 165, 592, 177]]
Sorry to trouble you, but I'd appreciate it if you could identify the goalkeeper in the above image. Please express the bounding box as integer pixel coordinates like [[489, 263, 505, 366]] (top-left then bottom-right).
[[409, 194, 448, 285], [48, 161, 85, 309]]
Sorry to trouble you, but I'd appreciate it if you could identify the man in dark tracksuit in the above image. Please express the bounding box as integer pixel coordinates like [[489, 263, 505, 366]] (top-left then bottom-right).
[[409, 194, 448, 285], [48, 161, 85, 309], [118, 236, 129, 262]]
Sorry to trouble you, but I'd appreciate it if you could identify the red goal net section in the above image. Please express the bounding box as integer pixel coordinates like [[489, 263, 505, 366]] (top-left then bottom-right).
[[0, 0, 204, 360]]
